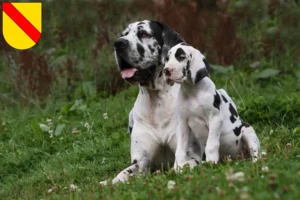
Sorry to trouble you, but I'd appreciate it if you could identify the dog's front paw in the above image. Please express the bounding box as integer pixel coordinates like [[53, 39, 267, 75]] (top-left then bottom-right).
[[173, 158, 200, 173], [173, 160, 183, 173], [205, 152, 219, 164]]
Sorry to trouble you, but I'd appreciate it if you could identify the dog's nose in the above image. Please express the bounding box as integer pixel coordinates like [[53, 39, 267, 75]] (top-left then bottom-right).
[[114, 38, 129, 50], [164, 68, 173, 76]]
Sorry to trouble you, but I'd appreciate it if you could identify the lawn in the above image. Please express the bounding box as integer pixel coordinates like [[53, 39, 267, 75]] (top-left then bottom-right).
[[0, 0, 300, 199], [1, 66, 299, 199]]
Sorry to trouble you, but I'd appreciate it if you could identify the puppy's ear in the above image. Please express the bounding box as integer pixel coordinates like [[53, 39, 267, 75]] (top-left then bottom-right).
[[188, 48, 209, 85]]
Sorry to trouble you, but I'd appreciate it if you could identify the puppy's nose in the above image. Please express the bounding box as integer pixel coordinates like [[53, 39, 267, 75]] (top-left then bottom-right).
[[164, 68, 173, 76], [114, 38, 129, 50]]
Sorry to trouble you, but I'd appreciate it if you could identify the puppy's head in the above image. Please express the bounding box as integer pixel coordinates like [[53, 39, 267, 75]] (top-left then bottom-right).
[[163, 43, 210, 85], [114, 20, 184, 85]]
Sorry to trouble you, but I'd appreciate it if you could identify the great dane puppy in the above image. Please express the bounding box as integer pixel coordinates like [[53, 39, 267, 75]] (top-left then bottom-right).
[[163, 43, 260, 169], [100, 20, 184, 185]]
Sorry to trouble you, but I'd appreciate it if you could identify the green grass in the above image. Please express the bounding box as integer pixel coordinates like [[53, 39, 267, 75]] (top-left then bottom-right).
[[1, 68, 299, 200]]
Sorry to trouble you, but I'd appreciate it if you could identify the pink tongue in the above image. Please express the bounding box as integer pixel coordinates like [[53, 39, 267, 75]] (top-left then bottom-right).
[[121, 68, 137, 79]]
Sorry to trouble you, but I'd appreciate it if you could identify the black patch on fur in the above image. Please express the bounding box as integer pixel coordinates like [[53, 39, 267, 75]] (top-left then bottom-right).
[[165, 54, 170, 62], [242, 122, 250, 127], [233, 125, 242, 136], [213, 91, 221, 110], [186, 60, 190, 71], [148, 45, 155, 53], [132, 159, 137, 165], [129, 127, 132, 135], [138, 22, 145, 25], [182, 68, 186, 76], [202, 152, 206, 161], [175, 48, 186, 62], [129, 65, 156, 85], [191, 157, 200, 165], [137, 26, 143, 31], [229, 103, 238, 123], [194, 68, 209, 84], [221, 95, 228, 103], [127, 169, 133, 174], [203, 58, 212, 73], [159, 70, 163, 77], [236, 140, 239, 146], [137, 43, 145, 58]]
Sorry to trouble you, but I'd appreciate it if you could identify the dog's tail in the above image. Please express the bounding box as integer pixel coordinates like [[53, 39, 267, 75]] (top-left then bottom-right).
[[241, 124, 260, 162]]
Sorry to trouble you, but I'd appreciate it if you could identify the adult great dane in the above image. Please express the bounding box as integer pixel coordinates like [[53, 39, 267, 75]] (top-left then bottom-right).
[[100, 20, 184, 185]]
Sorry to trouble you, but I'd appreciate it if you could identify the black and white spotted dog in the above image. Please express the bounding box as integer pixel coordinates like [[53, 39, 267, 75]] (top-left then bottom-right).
[[163, 43, 260, 168], [100, 20, 184, 185]]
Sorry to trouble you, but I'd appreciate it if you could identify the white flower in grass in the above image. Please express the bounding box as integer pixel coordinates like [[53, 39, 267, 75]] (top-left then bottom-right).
[[46, 118, 53, 126], [226, 171, 245, 182], [167, 180, 176, 190], [48, 130, 54, 138], [47, 188, 53, 193], [72, 128, 80, 134], [70, 184, 78, 191], [84, 122, 90, 130], [286, 143, 291, 147], [103, 113, 108, 119], [262, 166, 269, 172]]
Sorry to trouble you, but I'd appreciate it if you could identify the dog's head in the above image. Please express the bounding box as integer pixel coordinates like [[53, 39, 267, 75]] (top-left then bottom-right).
[[163, 43, 210, 85], [114, 20, 184, 85]]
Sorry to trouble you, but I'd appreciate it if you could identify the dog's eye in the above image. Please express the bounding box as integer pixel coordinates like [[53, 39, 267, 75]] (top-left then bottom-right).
[[142, 33, 150, 38], [139, 31, 151, 39]]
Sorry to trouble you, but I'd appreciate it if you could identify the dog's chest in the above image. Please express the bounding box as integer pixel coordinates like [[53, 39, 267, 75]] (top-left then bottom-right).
[[134, 85, 180, 142], [179, 91, 210, 135], [179, 90, 210, 118]]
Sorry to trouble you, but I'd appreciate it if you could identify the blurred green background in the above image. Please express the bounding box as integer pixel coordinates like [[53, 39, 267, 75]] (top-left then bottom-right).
[[0, 0, 299, 103]]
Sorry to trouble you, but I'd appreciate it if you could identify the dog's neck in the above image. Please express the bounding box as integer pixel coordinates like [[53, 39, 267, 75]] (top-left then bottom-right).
[[181, 77, 214, 94], [138, 67, 179, 99]]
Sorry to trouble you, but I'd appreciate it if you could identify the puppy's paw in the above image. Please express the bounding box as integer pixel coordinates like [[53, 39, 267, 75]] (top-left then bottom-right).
[[205, 153, 219, 164]]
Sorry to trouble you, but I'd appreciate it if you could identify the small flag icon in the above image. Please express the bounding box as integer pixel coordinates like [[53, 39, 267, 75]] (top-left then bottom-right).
[[2, 2, 42, 50]]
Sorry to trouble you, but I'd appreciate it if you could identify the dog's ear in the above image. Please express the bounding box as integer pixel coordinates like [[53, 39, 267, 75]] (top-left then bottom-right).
[[150, 20, 184, 58], [188, 47, 209, 85]]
